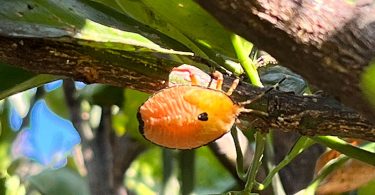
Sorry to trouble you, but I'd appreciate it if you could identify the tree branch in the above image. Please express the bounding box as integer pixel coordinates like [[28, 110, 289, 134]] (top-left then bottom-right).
[[195, 0, 375, 121], [1, 36, 375, 141], [0, 37, 173, 93]]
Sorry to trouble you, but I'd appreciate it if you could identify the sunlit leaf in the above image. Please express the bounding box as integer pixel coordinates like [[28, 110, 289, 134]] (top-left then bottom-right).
[[361, 59, 375, 109], [126, 147, 162, 194], [92, 0, 236, 65], [0, 0, 192, 55], [12, 100, 80, 169], [3, 175, 26, 195], [0, 103, 18, 173]]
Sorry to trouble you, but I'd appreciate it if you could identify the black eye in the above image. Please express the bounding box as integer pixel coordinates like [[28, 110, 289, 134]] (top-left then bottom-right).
[[197, 112, 208, 121]]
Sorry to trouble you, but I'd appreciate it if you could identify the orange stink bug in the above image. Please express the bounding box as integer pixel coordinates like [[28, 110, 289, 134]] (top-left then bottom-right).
[[137, 65, 277, 149]]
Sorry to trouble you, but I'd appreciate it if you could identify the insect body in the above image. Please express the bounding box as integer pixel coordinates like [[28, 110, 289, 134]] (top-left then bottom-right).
[[138, 85, 240, 149], [137, 65, 276, 149]]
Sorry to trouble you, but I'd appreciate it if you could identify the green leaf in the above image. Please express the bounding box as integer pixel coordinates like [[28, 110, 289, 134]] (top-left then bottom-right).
[[0, 61, 63, 101], [0, 177, 5, 195], [259, 65, 308, 94], [0, 63, 60, 100], [0, 0, 192, 55], [126, 147, 163, 194], [360, 59, 375, 109], [358, 179, 375, 195], [0, 72, 62, 100], [0, 63, 35, 92], [194, 147, 236, 194], [232, 34, 262, 86], [0, 105, 16, 173], [44, 87, 70, 119], [81, 84, 124, 107], [28, 168, 89, 195], [116, 89, 150, 141], [312, 136, 375, 166], [92, 0, 236, 60]]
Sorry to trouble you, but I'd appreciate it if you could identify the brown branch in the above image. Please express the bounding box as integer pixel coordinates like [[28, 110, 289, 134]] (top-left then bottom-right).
[[228, 79, 375, 141], [0, 37, 173, 93], [195, 0, 375, 121], [1, 36, 375, 141]]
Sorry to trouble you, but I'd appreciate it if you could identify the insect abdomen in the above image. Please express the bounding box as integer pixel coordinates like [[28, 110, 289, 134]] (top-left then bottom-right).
[[138, 86, 238, 149]]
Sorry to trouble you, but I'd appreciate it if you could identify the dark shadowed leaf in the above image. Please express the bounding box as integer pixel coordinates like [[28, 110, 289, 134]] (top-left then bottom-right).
[[0, 0, 192, 55], [0, 63, 61, 100], [259, 65, 307, 94], [80, 84, 124, 107]]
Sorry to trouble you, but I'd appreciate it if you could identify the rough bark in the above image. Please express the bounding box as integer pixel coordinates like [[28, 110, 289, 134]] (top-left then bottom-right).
[[1, 36, 375, 141], [0, 37, 173, 93], [195, 0, 375, 122]]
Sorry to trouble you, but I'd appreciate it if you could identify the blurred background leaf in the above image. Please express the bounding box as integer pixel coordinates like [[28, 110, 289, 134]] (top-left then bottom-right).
[[28, 168, 89, 195]]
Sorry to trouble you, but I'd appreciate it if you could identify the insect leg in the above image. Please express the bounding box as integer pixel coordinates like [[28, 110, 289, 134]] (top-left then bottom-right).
[[226, 78, 239, 96], [238, 77, 287, 106], [209, 71, 223, 90], [239, 108, 269, 117]]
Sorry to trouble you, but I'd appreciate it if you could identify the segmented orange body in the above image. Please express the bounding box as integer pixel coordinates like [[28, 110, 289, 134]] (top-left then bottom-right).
[[137, 85, 241, 149]]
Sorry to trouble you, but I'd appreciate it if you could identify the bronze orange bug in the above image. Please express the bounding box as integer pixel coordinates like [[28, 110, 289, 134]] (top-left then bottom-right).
[[137, 65, 278, 149]]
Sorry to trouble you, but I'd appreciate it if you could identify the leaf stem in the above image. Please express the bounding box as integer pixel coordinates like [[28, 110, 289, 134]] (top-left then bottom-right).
[[231, 34, 263, 87], [312, 136, 375, 166], [231, 126, 246, 180], [257, 136, 315, 190], [244, 132, 266, 192], [232, 33, 266, 193]]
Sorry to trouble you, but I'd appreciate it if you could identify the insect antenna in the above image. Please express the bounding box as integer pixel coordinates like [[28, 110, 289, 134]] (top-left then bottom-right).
[[238, 77, 287, 106]]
